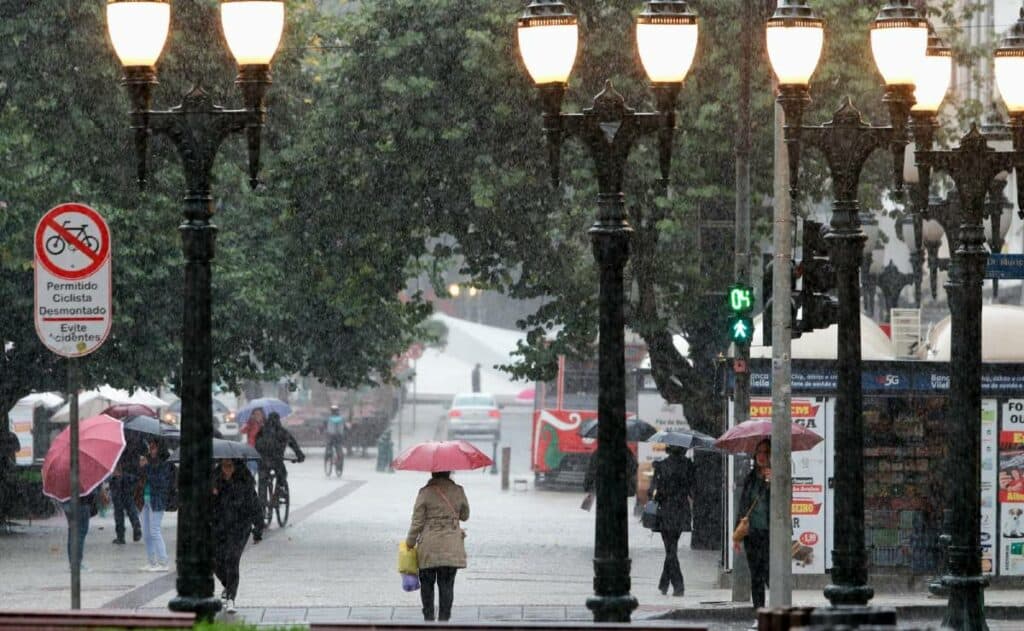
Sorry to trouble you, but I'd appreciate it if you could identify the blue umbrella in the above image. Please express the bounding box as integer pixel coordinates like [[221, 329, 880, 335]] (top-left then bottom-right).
[[235, 397, 292, 425]]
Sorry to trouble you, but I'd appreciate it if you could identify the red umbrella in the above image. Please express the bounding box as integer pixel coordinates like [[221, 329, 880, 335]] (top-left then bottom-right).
[[42, 414, 126, 501], [392, 440, 494, 472], [714, 420, 823, 454], [101, 403, 157, 420]]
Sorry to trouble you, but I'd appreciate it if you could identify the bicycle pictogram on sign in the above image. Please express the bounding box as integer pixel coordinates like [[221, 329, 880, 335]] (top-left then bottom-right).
[[34, 203, 111, 280]]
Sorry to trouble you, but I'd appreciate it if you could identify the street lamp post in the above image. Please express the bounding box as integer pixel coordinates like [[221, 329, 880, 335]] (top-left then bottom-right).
[[106, 0, 284, 620], [915, 126, 1012, 631], [909, 8, 1024, 628], [517, 0, 698, 622], [766, 0, 929, 612]]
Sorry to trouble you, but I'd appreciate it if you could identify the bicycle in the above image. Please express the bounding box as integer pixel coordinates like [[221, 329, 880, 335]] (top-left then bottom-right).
[[323, 437, 345, 478], [45, 221, 100, 256], [259, 459, 295, 528]]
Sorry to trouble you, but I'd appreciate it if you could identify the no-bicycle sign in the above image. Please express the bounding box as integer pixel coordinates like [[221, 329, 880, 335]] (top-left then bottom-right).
[[34, 203, 112, 358]]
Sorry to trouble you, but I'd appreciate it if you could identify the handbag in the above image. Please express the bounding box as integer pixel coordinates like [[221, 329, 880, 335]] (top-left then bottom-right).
[[731, 495, 760, 543], [398, 541, 419, 575], [401, 572, 421, 592], [580, 493, 594, 512], [641, 500, 660, 532]]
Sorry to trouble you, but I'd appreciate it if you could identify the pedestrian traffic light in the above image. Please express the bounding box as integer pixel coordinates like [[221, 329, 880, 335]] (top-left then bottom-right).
[[797, 220, 838, 333], [727, 283, 754, 346], [761, 254, 800, 347]]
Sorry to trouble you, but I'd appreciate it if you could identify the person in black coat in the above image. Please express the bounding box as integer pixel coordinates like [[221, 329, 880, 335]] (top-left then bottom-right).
[[649, 446, 694, 596], [211, 458, 263, 613], [736, 439, 771, 611]]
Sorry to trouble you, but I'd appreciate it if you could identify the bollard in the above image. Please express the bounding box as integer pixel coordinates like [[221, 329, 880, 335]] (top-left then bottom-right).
[[490, 441, 498, 475], [501, 446, 511, 490], [376, 430, 394, 472]]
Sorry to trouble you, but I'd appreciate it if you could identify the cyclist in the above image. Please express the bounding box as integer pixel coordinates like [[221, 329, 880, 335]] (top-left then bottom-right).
[[255, 412, 304, 501], [324, 405, 347, 470]]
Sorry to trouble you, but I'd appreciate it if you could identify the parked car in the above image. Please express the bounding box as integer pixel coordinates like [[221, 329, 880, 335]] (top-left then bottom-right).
[[446, 392, 501, 442]]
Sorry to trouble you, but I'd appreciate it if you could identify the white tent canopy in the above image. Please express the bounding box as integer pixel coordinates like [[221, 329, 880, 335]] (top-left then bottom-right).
[[921, 304, 1024, 362], [746, 313, 897, 361], [412, 314, 529, 400], [15, 392, 64, 409], [50, 385, 168, 423]]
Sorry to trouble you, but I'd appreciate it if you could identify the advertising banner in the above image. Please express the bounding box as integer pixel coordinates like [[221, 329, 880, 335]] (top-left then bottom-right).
[[1000, 399, 1024, 575], [982, 400, 998, 574]]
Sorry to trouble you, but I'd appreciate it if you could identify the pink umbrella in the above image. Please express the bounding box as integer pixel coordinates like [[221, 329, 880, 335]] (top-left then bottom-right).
[[515, 388, 535, 403], [42, 414, 126, 501], [392, 440, 494, 472], [101, 403, 157, 420], [714, 420, 823, 454]]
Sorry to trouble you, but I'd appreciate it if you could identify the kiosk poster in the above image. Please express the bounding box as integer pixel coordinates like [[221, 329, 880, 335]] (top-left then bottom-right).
[[749, 398, 828, 574], [981, 400, 998, 574], [999, 399, 1024, 576]]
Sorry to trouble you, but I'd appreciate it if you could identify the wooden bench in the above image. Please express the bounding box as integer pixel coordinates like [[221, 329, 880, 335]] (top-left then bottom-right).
[[0, 610, 194, 630]]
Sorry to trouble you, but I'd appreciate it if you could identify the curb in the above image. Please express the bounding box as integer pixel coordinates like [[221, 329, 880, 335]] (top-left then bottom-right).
[[652, 604, 1024, 623]]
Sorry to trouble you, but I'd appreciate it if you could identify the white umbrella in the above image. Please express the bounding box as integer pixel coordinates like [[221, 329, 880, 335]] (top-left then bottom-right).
[[127, 390, 169, 409]]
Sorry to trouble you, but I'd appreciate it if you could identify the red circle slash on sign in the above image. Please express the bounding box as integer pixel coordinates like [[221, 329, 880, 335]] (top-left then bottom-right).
[[34, 203, 111, 280]]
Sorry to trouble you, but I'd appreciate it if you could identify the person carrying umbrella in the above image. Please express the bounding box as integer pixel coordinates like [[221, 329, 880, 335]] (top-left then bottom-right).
[[649, 445, 694, 597], [211, 458, 263, 614], [393, 440, 490, 622], [405, 471, 470, 622], [136, 438, 176, 571], [735, 439, 771, 613]]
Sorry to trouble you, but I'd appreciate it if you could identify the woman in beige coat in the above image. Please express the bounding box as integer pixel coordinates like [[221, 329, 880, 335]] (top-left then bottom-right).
[[406, 471, 470, 621]]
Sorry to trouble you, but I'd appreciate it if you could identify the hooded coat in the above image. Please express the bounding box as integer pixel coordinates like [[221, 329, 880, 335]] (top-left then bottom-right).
[[211, 465, 263, 547], [405, 477, 469, 569]]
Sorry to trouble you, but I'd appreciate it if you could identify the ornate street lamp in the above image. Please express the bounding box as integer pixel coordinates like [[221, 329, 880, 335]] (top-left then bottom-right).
[[911, 7, 1024, 626], [518, 0, 698, 622], [107, 0, 284, 620], [767, 0, 927, 616]]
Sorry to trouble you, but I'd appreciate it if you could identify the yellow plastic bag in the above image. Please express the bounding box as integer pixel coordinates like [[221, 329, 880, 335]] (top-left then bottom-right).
[[398, 541, 419, 575]]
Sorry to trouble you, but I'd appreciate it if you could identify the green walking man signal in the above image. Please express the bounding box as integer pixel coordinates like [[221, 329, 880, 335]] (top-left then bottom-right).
[[727, 284, 754, 345]]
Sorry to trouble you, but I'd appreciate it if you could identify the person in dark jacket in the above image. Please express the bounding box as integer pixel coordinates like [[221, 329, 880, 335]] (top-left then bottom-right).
[[211, 459, 263, 614], [736, 439, 771, 611], [110, 433, 144, 544], [137, 438, 175, 572], [256, 412, 304, 503], [649, 446, 694, 596]]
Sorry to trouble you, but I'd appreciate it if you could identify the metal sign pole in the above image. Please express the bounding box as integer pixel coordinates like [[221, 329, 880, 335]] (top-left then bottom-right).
[[68, 360, 80, 609]]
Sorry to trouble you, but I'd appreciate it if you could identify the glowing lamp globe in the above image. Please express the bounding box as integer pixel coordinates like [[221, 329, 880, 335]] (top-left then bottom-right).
[[912, 28, 951, 113], [995, 6, 1024, 114], [765, 0, 824, 87], [106, 0, 171, 67], [636, 1, 699, 85], [221, 0, 285, 66], [517, 0, 578, 86], [871, 1, 928, 87]]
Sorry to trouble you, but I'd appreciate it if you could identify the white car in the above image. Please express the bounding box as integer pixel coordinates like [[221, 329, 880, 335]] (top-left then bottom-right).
[[446, 392, 501, 442]]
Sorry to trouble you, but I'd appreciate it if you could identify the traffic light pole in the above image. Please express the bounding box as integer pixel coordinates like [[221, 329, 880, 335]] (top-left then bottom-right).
[[769, 98, 794, 608]]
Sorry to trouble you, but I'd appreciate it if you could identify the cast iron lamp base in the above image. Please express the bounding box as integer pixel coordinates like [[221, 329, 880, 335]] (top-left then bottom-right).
[[169, 595, 221, 620]]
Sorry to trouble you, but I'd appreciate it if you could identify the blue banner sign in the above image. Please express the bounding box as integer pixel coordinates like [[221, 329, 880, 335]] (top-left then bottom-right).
[[985, 254, 1024, 279]]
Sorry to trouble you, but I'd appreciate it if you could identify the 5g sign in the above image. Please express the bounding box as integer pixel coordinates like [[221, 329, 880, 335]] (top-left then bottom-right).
[[727, 284, 755, 346]]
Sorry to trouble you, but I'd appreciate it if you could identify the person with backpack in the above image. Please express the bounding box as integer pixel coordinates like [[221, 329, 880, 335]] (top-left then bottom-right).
[[323, 405, 348, 475], [255, 412, 304, 503]]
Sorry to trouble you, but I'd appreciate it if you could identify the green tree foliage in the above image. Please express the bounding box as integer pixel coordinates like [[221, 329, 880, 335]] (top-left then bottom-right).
[[0, 0, 431, 415]]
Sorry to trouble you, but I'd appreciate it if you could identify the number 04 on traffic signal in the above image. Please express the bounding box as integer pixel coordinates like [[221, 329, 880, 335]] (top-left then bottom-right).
[[727, 284, 754, 346]]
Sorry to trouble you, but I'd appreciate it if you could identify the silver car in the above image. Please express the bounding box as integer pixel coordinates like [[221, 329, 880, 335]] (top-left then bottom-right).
[[446, 393, 501, 442]]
